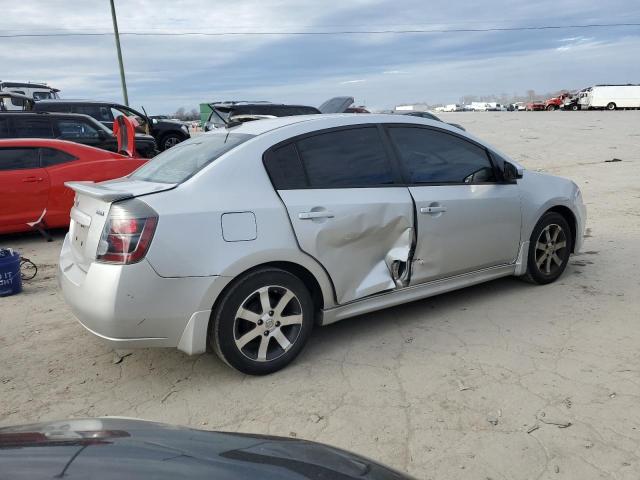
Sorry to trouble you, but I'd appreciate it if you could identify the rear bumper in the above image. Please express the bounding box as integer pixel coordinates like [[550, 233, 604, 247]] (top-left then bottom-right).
[[58, 234, 230, 354]]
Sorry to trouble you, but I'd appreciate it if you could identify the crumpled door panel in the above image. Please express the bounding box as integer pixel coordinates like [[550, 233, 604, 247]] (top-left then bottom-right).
[[279, 188, 414, 304]]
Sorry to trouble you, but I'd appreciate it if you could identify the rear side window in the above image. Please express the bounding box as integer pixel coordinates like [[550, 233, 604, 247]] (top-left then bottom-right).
[[263, 143, 307, 189], [130, 132, 254, 184], [296, 127, 394, 188], [10, 91, 25, 107], [56, 119, 100, 138], [387, 127, 496, 184], [40, 148, 77, 166], [12, 117, 53, 138], [0, 148, 39, 170]]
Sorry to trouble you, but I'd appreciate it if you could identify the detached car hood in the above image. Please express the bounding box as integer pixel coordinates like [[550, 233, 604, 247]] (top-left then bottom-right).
[[318, 96, 354, 114], [0, 418, 413, 480]]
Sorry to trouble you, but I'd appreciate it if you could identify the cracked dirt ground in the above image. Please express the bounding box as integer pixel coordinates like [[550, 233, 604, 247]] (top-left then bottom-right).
[[1, 111, 639, 479]]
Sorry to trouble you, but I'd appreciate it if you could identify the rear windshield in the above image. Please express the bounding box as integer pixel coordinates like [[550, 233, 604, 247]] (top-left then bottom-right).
[[130, 132, 253, 184]]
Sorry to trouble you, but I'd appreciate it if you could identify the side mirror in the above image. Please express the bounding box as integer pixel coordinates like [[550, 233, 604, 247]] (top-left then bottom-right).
[[504, 161, 524, 181]]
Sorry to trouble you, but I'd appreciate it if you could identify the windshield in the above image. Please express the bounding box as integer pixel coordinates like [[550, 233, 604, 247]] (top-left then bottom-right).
[[130, 132, 254, 183]]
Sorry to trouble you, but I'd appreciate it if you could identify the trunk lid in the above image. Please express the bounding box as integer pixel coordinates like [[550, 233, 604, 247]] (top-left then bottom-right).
[[64, 179, 174, 270]]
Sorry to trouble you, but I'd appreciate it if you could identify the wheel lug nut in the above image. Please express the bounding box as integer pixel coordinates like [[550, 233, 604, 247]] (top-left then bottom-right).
[[268, 310, 274, 316], [275, 321, 281, 327], [257, 320, 263, 325], [263, 331, 269, 336]]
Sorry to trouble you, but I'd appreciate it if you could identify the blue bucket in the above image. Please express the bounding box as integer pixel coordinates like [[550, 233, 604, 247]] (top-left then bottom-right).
[[0, 250, 22, 297]]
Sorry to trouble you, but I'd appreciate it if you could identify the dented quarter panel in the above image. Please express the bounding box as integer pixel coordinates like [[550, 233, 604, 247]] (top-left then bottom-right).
[[278, 187, 414, 304]]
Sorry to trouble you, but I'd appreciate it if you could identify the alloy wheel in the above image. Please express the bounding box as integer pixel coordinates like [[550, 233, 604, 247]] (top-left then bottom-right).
[[164, 136, 180, 149], [534, 224, 568, 275], [233, 286, 303, 362]]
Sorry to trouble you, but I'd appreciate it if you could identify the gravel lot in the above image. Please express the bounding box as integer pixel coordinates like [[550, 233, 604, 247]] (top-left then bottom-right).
[[1, 111, 639, 479]]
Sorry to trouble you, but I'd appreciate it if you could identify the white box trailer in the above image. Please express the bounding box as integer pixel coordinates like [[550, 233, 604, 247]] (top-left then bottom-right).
[[586, 84, 640, 110]]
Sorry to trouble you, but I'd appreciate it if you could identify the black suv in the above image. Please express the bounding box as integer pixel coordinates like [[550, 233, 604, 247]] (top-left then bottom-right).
[[33, 100, 190, 151], [0, 112, 157, 157]]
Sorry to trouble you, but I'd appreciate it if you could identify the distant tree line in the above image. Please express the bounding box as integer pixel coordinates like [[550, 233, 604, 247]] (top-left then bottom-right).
[[171, 107, 200, 121]]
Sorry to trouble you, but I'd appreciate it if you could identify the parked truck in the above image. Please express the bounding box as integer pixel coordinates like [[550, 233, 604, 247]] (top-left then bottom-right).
[[582, 84, 640, 110], [0, 81, 60, 110], [544, 92, 570, 111]]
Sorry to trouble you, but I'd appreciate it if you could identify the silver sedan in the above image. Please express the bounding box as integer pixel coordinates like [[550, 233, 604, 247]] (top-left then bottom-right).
[[59, 114, 586, 374]]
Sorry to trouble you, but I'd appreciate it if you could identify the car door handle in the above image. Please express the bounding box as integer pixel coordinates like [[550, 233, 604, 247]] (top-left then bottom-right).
[[22, 177, 44, 183], [420, 206, 447, 214], [298, 211, 335, 220]]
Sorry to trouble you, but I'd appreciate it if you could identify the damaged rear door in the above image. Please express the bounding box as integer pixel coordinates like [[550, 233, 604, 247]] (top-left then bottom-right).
[[264, 126, 415, 304]]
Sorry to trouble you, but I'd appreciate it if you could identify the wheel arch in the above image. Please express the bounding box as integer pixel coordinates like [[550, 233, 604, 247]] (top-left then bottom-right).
[[543, 205, 577, 253], [209, 261, 330, 332]]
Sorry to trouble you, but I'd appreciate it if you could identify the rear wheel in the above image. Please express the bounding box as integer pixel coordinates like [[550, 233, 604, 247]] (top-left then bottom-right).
[[524, 212, 572, 284], [546, 105, 556, 111], [571, 104, 579, 111], [210, 268, 314, 375], [607, 102, 617, 111]]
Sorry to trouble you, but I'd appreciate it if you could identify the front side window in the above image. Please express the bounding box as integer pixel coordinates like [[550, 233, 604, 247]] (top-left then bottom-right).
[[56, 120, 100, 138], [295, 127, 395, 188], [0, 148, 39, 170], [13, 117, 53, 138], [130, 132, 254, 184], [40, 148, 77, 167], [387, 127, 496, 184]]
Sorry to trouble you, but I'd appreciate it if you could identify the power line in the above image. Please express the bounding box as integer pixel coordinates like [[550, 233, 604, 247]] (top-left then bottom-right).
[[1, 22, 639, 38]]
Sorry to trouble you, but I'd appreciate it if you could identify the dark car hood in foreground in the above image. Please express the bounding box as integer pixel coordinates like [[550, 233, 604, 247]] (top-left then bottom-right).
[[0, 418, 413, 480]]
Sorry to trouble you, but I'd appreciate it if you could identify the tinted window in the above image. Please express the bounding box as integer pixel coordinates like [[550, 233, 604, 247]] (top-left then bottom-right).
[[72, 104, 110, 121], [263, 143, 307, 189], [40, 148, 77, 166], [0, 148, 39, 170], [10, 91, 25, 107], [0, 118, 9, 138], [388, 127, 496, 184], [56, 119, 100, 138], [296, 128, 394, 188], [32, 91, 54, 100], [131, 132, 254, 184], [13, 117, 53, 137], [35, 102, 68, 112]]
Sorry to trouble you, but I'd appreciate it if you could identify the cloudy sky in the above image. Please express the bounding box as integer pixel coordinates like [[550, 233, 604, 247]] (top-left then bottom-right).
[[3, 0, 640, 113]]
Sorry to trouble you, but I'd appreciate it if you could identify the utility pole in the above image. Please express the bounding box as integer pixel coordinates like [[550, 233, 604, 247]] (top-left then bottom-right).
[[109, 0, 129, 106]]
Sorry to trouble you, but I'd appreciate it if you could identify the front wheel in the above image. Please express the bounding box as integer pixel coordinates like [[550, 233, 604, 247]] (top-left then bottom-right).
[[524, 212, 572, 284], [546, 105, 556, 111], [571, 105, 579, 111], [607, 102, 616, 111], [210, 268, 314, 375], [160, 133, 185, 150]]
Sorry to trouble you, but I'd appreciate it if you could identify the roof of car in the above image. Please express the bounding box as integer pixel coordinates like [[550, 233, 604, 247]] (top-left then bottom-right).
[[221, 113, 445, 136], [34, 99, 114, 104], [0, 138, 123, 155], [0, 82, 59, 92]]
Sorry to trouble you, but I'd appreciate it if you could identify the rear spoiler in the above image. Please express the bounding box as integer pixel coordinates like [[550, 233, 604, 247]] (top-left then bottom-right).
[[65, 181, 134, 202]]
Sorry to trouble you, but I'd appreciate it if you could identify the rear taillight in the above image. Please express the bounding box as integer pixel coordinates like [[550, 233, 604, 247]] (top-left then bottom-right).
[[96, 199, 158, 264]]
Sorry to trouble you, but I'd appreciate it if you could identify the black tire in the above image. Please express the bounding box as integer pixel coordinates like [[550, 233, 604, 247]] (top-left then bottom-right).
[[607, 102, 616, 111], [571, 105, 579, 111], [160, 133, 184, 151], [210, 268, 314, 375], [523, 212, 573, 285], [546, 105, 556, 111]]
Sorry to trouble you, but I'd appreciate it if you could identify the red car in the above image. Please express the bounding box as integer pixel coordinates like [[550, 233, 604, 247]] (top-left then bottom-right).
[[525, 101, 546, 111], [0, 139, 146, 234]]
